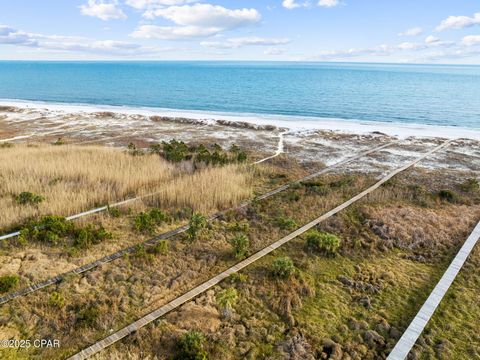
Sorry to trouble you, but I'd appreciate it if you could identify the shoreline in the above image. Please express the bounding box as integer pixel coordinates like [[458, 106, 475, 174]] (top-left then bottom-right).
[[1, 99, 480, 140]]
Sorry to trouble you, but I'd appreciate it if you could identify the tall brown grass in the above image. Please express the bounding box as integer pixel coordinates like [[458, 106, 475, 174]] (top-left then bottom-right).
[[0, 144, 253, 230]]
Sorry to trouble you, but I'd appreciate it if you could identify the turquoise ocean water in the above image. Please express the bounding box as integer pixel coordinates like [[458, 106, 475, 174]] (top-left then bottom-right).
[[0, 61, 479, 129]]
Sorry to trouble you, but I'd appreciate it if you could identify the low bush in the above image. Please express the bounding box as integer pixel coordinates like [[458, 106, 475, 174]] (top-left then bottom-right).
[[19, 215, 112, 250], [187, 212, 208, 241], [127, 142, 144, 156], [305, 230, 341, 256], [226, 220, 250, 233], [274, 216, 298, 230], [49, 291, 65, 308], [52, 138, 65, 146], [229, 234, 250, 259], [107, 206, 121, 218], [152, 139, 248, 165], [0, 142, 13, 148], [301, 180, 330, 195], [216, 287, 238, 318], [148, 240, 169, 255], [76, 305, 99, 328], [460, 178, 479, 192], [19, 216, 74, 245], [438, 189, 459, 203], [73, 225, 112, 249], [271, 256, 295, 278], [0, 275, 19, 293], [134, 208, 170, 234], [177, 330, 208, 360], [15, 191, 45, 205]]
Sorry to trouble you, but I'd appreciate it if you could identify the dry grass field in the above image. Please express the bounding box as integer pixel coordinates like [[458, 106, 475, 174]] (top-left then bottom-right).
[[0, 144, 253, 231]]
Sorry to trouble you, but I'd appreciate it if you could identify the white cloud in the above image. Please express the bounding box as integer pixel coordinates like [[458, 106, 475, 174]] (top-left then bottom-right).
[[143, 4, 260, 28], [309, 45, 392, 60], [80, 0, 127, 21], [0, 24, 167, 56], [264, 47, 286, 55], [125, 0, 193, 10], [131, 24, 219, 40], [425, 35, 439, 44], [282, 0, 302, 9], [397, 42, 424, 51], [132, 4, 261, 40], [436, 12, 480, 32], [201, 36, 290, 49], [399, 27, 423, 36], [461, 35, 480, 47], [282, 0, 339, 9], [318, 0, 339, 8]]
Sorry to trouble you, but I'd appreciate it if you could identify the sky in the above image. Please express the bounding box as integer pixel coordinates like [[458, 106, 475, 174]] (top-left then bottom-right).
[[1, 0, 480, 63]]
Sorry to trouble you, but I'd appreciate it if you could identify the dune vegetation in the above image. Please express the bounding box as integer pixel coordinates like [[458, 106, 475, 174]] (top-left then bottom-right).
[[0, 143, 253, 231]]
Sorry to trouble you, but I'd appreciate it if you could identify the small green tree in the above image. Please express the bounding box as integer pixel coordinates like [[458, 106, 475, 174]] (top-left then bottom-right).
[[306, 230, 341, 256], [216, 287, 238, 319], [0, 275, 19, 293], [187, 213, 207, 241], [271, 257, 295, 278], [228, 234, 249, 259], [177, 331, 208, 360]]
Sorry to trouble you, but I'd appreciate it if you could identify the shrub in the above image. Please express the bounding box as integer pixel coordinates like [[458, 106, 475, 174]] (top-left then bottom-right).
[[108, 206, 121, 218], [271, 257, 295, 278], [127, 142, 144, 156], [15, 191, 45, 205], [161, 139, 190, 163], [216, 287, 238, 318], [187, 213, 208, 241], [177, 331, 208, 360], [227, 221, 250, 233], [73, 225, 112, 249], [52, 138, 65, 146], [20, 216, 73, 245], [19, 216, 111, 249], [330, 176, 354, 188], [134, 209, 169, 234], [49, 291, 65, 308], [236, 151, 248, 163], [0, 275, 19, 293], [301, 181, 330, 195], [460, 178, 479, 192], [133, 244, 148, 259], [229, 234, 250, 259], [149, 240, 169, 255], [274, 216, 297, 230], [76, 305, 99, 328], [0, 142, 13, 148], [438, 189, 458, 203], [228, 273, 248, 283], [306, 230, 341, 256]]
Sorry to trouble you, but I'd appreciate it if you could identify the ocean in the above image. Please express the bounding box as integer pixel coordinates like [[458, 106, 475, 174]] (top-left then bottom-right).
[[0, 61, 479, 129]]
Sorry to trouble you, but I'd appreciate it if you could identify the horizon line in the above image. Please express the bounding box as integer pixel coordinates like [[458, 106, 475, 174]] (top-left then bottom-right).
[[1, 59, 480, 66]]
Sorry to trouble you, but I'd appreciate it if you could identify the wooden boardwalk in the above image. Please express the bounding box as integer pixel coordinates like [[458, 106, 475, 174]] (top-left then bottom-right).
[[67, 140, 452, 360], [387, 220, 480, 360], [0, 141, 396, 305]]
